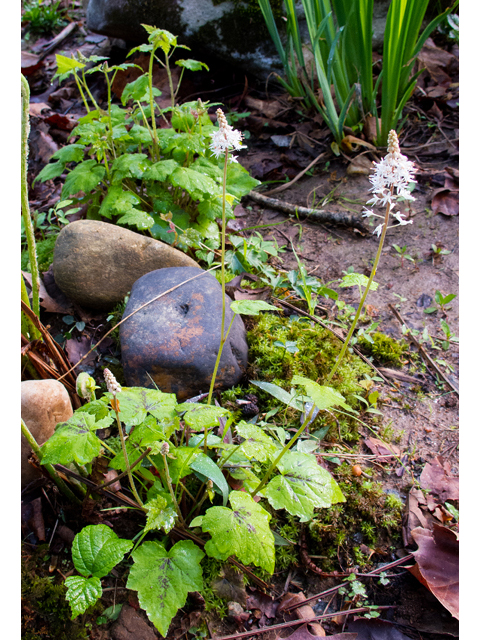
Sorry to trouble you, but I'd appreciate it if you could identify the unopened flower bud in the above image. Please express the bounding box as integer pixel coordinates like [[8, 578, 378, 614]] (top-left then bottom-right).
[[104, 368, 122, 395], [160, 441, 170, 456]]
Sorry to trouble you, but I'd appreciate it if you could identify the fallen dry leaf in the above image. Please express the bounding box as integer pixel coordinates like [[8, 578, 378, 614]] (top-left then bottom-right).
[[246, 590, 277, 619], [419, 456, 459, 502], [408, 524, 459, 619], [65, 336, 96, 370], [212, 566, 247, 608], [244, 96, 284, 120], [347, 155, 373, 175], [22, 51, 43, 76], [278, 593, 325, 637], [29, 103, 51, 117], [22, 270, 74, 314], [45, 112, 80, 132], [364, 437, 400, 459]]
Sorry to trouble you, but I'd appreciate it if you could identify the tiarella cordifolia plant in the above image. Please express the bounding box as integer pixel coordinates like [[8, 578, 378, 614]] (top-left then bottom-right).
[[327, 130, 416, 382], [34, 25, 260, 258], [39, 368, 352, 634]]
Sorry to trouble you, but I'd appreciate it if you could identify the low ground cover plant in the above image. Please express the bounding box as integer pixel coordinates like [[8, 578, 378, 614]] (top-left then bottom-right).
[[34, 25, 260, 259]]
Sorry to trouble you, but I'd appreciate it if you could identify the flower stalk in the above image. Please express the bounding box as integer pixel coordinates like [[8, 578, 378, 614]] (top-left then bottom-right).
[[327, 130, 416, 383], [104, 368, 144, 507]]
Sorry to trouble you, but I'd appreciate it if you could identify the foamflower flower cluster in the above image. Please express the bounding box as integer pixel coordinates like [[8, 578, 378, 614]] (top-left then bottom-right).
[[362, 130, 416, 237], [210, 108, 245, 162], [104, 368, 122, 396]]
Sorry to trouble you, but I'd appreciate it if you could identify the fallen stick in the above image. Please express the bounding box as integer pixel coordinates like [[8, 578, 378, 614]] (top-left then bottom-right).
[[246, 190, 368, 232], [37, 21, 78, 61], [388, 304, 459, 396], [262, 150, 328, 196]]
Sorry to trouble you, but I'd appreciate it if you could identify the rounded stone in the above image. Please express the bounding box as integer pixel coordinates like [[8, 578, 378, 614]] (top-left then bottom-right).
[[120, 267, 248, 400], [21, 379, 73, 489], [53, 220, 199, 310]]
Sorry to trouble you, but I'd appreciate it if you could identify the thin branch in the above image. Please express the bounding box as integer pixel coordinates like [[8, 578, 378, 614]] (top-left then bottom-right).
[[246, 191, 368, 232]]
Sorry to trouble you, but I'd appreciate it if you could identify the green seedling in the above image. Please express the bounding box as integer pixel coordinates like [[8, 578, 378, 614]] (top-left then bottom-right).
[[430, 243, 451, 264], [439, 319, 459, 350], [392, 244, 415, 268], [424, 290, 457, 314]]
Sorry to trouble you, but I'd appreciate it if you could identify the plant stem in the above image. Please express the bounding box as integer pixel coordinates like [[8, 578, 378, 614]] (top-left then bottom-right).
[[21, 419, 81, 504], [73, 70, 90, 112], [326, 197, 392, 384], [148, 48, 160, 159], [21, 74, 41, 320], [161, 453, 186, 526], [112, 397, 144, 507], [21, 273, 41, 340], [251, 403, 316, 498]]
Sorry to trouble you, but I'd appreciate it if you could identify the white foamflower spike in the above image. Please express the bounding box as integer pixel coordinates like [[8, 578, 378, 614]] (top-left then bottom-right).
[[210, 108, 245, 160]]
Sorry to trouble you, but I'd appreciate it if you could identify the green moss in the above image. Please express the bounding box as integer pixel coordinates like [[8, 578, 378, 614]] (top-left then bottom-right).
[[21, 235, 57, 273], [307, 473, 403, 571], [199, 557, 229, 618], [22, 546, 101, 639], [357, 331, 409, 366], [246, 314, 372, 440]]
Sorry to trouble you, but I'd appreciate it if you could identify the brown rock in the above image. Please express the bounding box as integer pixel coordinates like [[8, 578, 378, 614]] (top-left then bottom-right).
[[110, 605, 158, 640], [53, 220, 199, 310], [21, 379, 73, 489]]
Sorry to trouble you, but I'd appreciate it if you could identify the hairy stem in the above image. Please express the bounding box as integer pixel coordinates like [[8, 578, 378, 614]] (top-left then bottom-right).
[[161, 453, 186, 526], [113, 398, 144, 507], [21, 74, 41, 320]]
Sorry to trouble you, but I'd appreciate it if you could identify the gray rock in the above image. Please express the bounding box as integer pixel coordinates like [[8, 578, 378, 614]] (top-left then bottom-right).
[[87, 0, 283, 79], [21, 380, 73, 489], [120, 267, 248, 400], [110, 605, 158, 640], [53, 220, 199, 310], [86, 1, 391, 80]]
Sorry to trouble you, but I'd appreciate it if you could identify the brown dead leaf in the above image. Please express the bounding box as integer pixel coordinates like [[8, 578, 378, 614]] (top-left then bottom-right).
[[341, 135, 376, 153], [30, 127, 59, 165], [45, 112, 79, 132], [22, 271, 74, 314], [30, 497, 46, 542], [419, 456, 459, 501], [65, 336, 96, 370], [431, 184, 459, 216], [246, 590, 277, 619], [22, 51, 43, 76], [403, 487, 429, 546], [212, 566, 247, 608], [346, 155, 373, 176], [29, 103, 52, 117], [363, 116, 379, 144], [245, 96, 284, 119], [408, 524, 459, 619], [364, 437, 400, 459], [282, 624, 357, 640]]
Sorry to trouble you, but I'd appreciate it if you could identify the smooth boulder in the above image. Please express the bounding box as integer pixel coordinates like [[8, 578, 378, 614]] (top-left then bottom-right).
[[120, 267, 248, 399], [21, 379, 73, 489], [53, 220, 199, 310]]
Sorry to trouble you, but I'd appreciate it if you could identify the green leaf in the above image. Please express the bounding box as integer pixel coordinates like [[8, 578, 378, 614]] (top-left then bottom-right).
[[236, 422, 279, 462], [177, 403, 230, 432], [54, 54, 85, 82], [117, 209, 155, 230], [99, 186, 141, 218], [34, 161, 65, 183], [111, 153, 150, 182], [110, 388, 177, 426], [170, 167, 220, 201], [144, 495, 177, 534], [143, 159, 179, 181], [65, 576, 102, 619], [62, 160, 105, 198], [250, 380, 304, 411], [51, 144, 85, 164], [151, 446, 198, 484], [121, 75, 149, 104], [130, 414, 178, 446], [175, 59, 209, 72], [197, 196, 234, 221], [230, 300, 277, 316], [127, 540, 204, 637], [72, 524, 133, 578], [265, 451, 345, 522], [200, 491, 275, 573], [339, 272, 378, 291], [291, 375, 352, 411], [40, 413, 112, 465], [128, 124, 153, 145], [190, 453, 230, 506], [225, 162, 261, 198]]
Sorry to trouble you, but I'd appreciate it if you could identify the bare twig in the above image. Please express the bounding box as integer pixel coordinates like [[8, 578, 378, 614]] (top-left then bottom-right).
[[37, 21, 78, 61], [246, 191, 368, 232], [388, 304, 459, 395]]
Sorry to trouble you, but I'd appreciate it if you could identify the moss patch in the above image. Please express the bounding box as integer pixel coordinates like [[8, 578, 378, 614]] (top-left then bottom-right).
[[358, 331, 409, 366]]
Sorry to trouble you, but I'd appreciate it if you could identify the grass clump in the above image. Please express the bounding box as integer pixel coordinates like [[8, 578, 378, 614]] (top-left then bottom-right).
[[357, 331, 409, 366]]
